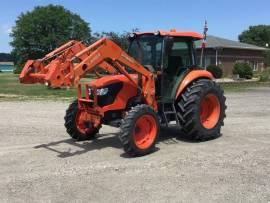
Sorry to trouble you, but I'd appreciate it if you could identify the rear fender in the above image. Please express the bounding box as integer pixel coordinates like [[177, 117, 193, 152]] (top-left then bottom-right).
[[175, 70, 214, 100]]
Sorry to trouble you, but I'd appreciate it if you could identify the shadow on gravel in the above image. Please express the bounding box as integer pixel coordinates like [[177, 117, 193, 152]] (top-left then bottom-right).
[[34, 126, 221, 158], [159, 125, 221, 143], [159, 126, 196, 144], [34, 133, 121, 158]]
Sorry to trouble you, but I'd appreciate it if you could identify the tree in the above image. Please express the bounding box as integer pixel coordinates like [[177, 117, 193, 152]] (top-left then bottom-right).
[[10, 4, 92, 70], [93, 28, 139, 51], [238, 25, 270, 47], [93, 31, 129, 51], [239, 25, 270, 66], [0, 53, 13, 62]]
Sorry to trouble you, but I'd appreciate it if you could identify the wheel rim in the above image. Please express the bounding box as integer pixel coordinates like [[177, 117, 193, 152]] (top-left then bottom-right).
[[200, 93, 221, 129], [75, 111, 94, 135], [133, 114, 157, 150]]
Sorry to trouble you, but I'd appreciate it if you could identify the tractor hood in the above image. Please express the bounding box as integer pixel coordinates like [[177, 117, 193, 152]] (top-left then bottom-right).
[[90, 74, 138, 88]]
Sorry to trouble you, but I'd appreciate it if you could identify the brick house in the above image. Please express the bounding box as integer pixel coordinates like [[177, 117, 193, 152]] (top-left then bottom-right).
[[195, 36, 268, 76]]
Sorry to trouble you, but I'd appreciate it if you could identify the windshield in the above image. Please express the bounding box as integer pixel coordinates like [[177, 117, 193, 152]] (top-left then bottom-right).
[[128, 35, 163, 71]]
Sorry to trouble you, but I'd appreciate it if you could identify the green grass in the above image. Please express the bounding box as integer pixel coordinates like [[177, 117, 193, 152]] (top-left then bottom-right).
[[0, 73, 77, 101], [220, 81, 270, 92], [1, 73, 270, 101]]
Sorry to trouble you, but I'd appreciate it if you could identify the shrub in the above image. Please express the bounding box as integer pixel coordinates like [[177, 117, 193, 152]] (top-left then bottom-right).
[[259, 69, 270, 82], [206, 65, 223, 78], [233, 62, 253, 79]]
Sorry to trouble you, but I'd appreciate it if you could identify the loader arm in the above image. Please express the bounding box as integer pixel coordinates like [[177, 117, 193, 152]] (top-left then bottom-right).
[[43, 40, 84, 61], [19, 40, 117, 88], [71, 38, 157, 110]]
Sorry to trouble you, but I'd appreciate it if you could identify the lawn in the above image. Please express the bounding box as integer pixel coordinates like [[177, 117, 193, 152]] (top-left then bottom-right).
[[220, 80, 270, 92], [0, 73, 77, 101], [1, 73, 270, 101]]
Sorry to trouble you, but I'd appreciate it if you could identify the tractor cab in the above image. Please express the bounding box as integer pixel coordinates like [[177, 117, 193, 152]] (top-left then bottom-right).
[[128, 31, 202, 101]]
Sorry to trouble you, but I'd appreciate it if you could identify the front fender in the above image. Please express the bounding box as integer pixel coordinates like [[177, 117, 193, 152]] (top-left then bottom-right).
[[175, 70, 214, 99]]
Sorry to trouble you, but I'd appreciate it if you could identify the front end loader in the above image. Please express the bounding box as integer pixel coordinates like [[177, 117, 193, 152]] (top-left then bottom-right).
[[20, 30, 226, 156]]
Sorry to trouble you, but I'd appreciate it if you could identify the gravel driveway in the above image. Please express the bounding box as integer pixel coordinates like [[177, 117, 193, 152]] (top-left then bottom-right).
[[0, 87, 270, 202]]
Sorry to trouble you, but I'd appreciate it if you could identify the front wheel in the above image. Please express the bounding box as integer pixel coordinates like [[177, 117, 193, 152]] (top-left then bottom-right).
[[177, 79, 226, 140], [64, 100, 100, 140], [119, 104, 160, 156]]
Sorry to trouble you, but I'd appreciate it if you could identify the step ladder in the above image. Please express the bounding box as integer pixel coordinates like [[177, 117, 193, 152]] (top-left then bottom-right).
[[161, 102, 180, 127]]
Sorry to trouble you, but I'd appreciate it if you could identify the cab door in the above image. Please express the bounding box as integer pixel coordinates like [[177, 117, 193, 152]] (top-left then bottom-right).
[[161, 37, 195, 101]]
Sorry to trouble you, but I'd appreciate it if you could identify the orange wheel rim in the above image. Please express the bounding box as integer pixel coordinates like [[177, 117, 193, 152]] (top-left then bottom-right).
[[200, 94, 221, 129], [133, 115, 157, 150], [75, 111, 93, 135]]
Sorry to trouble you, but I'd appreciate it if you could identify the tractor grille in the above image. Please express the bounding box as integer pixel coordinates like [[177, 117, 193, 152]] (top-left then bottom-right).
[[89, 82, 123, 107]]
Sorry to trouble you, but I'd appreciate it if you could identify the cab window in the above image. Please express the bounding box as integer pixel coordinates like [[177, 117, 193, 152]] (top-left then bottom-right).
[[164, 38, 194, 74]]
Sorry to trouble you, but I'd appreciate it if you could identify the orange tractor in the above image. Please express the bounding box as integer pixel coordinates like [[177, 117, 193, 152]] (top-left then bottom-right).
[[20, 30, 226, 156]]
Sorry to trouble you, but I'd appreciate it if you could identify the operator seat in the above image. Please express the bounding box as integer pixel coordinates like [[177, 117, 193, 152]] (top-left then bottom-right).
[[167, 55, 183, 75], [162, 55, 184, 101]]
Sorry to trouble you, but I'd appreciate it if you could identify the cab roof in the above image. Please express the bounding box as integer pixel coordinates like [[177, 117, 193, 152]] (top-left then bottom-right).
[[134, 30, 203, 40]]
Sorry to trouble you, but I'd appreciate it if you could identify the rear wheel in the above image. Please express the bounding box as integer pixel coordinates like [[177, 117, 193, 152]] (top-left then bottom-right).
[[177, 79, 226, 140], [64, 100, 100, 140], [119, 104, 160, 156]]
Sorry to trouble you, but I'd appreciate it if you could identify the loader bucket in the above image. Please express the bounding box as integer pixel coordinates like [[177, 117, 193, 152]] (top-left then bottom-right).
[[19, 60, 47, 84], [19, 59, 72, 88]]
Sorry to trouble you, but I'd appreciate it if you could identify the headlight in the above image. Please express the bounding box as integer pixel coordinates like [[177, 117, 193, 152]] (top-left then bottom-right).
[[97, 88, 109, 96]]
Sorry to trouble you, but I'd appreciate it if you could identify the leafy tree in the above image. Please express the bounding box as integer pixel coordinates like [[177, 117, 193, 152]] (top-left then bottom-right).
[[93, 28, 139, 51], [238, 25, 270, 47], [93, 31, 129, 51], [0, 53, 13, 62], [10, 4, 92, 70], [239, 25, 270, 66]]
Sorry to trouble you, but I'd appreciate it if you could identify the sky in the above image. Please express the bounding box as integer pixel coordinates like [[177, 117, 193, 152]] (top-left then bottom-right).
[[1, 0, 270, 53]]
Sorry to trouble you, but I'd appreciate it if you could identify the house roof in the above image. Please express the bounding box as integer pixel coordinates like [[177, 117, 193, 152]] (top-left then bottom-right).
[[195, 35, 268, 51]]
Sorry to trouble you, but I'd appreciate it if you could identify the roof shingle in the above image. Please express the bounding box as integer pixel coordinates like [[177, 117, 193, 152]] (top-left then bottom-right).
[[195, 35, 267, 51]]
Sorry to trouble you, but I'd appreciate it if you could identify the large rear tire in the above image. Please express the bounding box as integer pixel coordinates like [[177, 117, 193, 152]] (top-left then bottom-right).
[[119, 104, 160, 156], [64, 100, 100, 141], [177, 79, 226, 140]]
